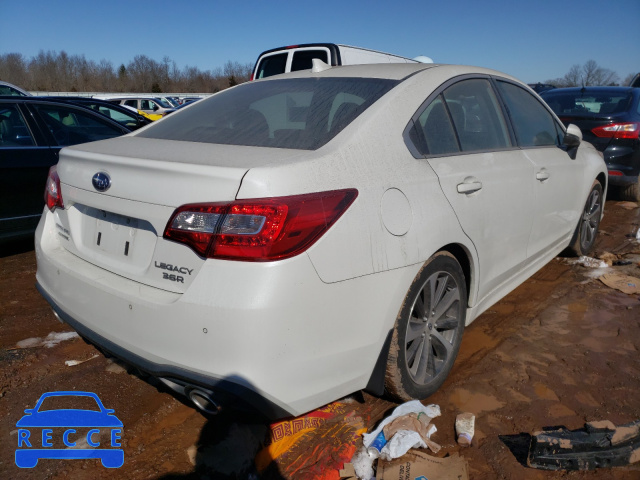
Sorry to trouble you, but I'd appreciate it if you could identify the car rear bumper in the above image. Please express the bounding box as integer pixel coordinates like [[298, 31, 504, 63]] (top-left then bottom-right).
[[604, 143, 640, 185], [35, 209, 418, 418], [606, 173, 639, 187]]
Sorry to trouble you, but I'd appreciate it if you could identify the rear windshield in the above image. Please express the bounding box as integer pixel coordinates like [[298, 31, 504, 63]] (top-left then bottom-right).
[[137, 77, 398, 150], [542, 90, 633, 116]]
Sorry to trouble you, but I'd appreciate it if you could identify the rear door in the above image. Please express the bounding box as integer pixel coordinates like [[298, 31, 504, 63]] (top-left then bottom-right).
[[413, 77, 535, 301], [0, 101, 57, 239]]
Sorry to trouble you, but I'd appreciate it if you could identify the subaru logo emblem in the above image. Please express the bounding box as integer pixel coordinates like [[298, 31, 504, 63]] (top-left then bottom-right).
[[92, 172, 111, 192]]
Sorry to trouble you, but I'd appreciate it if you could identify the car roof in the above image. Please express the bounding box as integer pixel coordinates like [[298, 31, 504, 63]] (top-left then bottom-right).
[[541, 86, 637, 94], [0, 96, 133, 131]]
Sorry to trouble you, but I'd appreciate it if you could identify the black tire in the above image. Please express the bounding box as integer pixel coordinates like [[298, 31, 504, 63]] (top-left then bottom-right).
[[385, 252, 467, 402], [567, 181, 603, 257], [618, 177, 640, 202]]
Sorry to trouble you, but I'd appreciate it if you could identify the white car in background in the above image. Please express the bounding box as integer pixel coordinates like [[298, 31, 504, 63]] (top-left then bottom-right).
[[35, 62, 606, 418], [251, 42, 430, 80], [95, 95, 176, 116]]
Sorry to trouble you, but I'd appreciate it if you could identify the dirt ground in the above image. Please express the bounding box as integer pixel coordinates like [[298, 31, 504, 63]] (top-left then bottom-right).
[[1, 199, 640, 480]]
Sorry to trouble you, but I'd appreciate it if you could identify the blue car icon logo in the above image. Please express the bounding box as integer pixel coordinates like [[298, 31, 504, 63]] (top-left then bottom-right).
[[15, 391, 123, 468]]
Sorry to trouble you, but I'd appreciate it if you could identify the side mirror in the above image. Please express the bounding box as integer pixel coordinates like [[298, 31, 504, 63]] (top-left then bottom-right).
[[563, 123, 582, 148]]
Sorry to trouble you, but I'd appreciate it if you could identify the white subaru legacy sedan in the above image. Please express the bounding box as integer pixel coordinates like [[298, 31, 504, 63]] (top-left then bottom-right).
[[35, 63, 606, 418]]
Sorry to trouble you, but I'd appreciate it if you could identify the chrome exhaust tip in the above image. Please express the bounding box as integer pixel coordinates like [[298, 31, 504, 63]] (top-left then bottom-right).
[[188, 388, 221, 415]]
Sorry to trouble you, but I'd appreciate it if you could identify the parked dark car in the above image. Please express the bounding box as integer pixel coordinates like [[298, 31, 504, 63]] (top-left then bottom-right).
[[541, 87, 640, 200], [0, 96, 130, 244], [42, 97, 152, 131]]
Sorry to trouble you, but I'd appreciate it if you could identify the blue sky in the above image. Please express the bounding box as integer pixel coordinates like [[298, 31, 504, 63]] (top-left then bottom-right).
[[2, 0, 639, 84]]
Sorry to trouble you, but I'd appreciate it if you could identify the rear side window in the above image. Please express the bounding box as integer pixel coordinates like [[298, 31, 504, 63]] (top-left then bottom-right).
[[35, 104, 124, 145], [442, 79, 511, 152], [137, 77, 398, 150], [416, 95, 459, 155], [291, 50, 329, 72], [0, 104, 35, 146], [497, 81, 561, 147], [255, 53, 288, 79]]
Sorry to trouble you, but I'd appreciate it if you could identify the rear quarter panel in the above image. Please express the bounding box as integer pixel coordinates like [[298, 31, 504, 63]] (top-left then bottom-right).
[[237, 68, 479, 285]]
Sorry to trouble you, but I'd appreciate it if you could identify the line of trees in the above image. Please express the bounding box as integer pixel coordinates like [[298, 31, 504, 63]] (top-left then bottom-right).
[[0, 51, 253, 93], [1, 52, 634, 93], [545, 60, 635, 87]]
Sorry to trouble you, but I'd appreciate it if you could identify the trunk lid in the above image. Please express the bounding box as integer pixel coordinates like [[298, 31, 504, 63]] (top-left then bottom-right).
[[558, 113, 628, 152], [53, 136, 304, 293]]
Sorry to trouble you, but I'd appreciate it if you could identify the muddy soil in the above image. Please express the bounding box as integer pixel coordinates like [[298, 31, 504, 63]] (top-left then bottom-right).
[[1, 200, 640, 480]]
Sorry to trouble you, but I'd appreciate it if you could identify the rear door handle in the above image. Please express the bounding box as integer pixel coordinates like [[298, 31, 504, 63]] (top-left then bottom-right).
[[457, 178, 483, 194], [536, 169, 550, 181]]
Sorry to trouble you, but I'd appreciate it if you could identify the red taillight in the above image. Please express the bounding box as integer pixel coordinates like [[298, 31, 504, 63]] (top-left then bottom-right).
[[45, 165, 64, 211], [164, 189, 358, 261], [608, 170, 623, 176], [592, 122, 640, 139]]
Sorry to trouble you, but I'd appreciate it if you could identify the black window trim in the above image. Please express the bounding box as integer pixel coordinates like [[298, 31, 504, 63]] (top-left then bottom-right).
[[403, 73, 520, 159]]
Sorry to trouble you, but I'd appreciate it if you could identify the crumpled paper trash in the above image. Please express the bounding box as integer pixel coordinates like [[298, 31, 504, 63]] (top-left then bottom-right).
[[378, 411, 441, 460], [363, 400, 440, 449], [361, 400, 441, 464]]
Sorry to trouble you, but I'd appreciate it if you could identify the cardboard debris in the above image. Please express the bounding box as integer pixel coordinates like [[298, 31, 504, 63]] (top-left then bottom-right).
[[377, 450, 469, 480], [599, 273, 640, 295], [339, 462, 357, 479]]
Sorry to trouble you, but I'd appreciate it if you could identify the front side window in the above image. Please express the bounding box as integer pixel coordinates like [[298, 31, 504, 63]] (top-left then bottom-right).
[[35, 104, 124, 145], [0, 104, 35, 146], [137, 77, 398, 150], [255, 53, 288, 79], [497, 81, 561, 147], [442, 79, 511, 152], [140, 100, 154, 111]]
